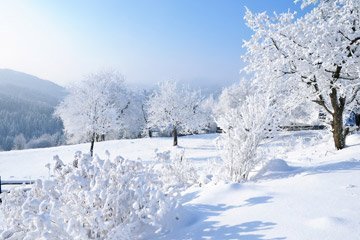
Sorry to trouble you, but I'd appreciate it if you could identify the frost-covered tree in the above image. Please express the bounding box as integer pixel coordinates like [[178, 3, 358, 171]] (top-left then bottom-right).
[[55, 71, 131, 156], [140, 90, 153, 137], [146, 81, 208, 146], [12, 134, 26, 150], [243, 0, 360, 149], [112, 90, 145, 139], [198, 94, 218, 133], [214, 80, 251, 120]]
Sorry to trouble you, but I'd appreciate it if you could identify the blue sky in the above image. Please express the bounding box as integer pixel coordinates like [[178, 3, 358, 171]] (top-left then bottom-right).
[[0, 0, 306, 88]]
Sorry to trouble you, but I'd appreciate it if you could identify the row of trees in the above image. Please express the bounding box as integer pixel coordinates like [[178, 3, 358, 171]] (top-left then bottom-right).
[[55, 0, 359, 182], [55, 71, 214, 156]]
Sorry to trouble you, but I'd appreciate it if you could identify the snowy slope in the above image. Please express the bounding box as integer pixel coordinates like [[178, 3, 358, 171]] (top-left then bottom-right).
[[167, 166, 360, 239], [0, 131, 359, 239]]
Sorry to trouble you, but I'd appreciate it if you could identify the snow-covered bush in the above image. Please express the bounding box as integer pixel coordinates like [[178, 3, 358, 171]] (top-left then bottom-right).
[[216, 81, 277, 182], [153, 149, 199, 189], [25, 133, 65, 149], [0, 152, 179, 239]]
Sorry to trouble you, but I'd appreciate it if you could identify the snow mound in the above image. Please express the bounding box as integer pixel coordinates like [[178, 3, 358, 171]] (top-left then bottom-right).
[[254, 159, 298, 180], [263, 159, 293, 172]]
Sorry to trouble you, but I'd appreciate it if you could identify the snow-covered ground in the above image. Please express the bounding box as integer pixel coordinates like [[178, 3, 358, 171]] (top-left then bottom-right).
[[1, 131, 360, 239], [0, 134, 220, 180]]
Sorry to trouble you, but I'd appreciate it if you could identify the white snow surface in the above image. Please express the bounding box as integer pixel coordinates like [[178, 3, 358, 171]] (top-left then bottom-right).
[[1, 131, 360, 239]]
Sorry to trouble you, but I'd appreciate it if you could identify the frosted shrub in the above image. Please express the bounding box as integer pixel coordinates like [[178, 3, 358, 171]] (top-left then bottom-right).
[[217, 93, 276, 182], [153, 149, 199, 189], [0, 152, 179, 239]]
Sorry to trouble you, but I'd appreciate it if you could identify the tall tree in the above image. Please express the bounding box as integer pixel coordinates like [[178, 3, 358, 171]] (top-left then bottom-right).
[[55, 71, 130, 156], [146, 81, 208, 146], [243, 0, 360, 149]]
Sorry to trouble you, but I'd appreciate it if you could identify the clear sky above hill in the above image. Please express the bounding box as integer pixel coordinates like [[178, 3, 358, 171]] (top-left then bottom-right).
[[0, 0, 306, 88]]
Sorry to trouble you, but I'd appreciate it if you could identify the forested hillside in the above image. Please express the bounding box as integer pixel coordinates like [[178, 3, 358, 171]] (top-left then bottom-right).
[[0, 69, 66, 151]]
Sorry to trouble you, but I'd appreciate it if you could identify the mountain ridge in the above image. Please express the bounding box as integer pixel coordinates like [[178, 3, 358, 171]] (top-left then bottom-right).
[[0, 68, 65, 151], [0, 68, 67, 104]]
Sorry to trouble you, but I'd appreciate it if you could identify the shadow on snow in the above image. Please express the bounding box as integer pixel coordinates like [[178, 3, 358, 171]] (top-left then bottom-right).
[[160, 194, 284, 240]]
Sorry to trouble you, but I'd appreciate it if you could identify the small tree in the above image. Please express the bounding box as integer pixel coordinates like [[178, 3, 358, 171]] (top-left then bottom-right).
[[243, 0, 360, 149], [146, 81, 208, 146], [55, 71, 130, 156], [12, 134, 26, 150]]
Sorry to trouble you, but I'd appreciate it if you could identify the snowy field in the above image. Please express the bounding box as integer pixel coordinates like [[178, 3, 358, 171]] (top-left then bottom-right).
[[1, 131, 360, 239], [0, 134, 220, 180]]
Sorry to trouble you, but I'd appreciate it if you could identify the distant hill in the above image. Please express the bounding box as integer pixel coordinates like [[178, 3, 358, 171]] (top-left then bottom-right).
[[0, 69, 67, 105], [0, 69, 66, 151]]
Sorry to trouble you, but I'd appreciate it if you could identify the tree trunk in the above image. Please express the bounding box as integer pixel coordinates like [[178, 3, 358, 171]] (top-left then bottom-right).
[[312, 66, 350, 150], [331, 109, 347, 150], [329, 87, 348, 150], [172, 127, 178, 146], [148, 129, 152, 138], [90, 133, 95, 157]]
